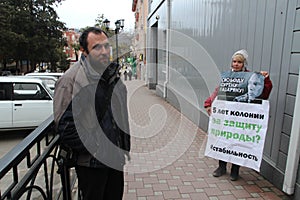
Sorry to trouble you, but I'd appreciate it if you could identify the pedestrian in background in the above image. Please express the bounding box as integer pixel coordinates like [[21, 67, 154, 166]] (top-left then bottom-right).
[[124, 66, 128, 80], [54, 27, 130, 200], [204, 49, 272, 181], [127, 65, 133, 80]]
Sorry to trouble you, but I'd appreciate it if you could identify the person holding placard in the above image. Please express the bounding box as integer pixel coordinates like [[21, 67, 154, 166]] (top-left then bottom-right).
[[204, 49, 272, 181]]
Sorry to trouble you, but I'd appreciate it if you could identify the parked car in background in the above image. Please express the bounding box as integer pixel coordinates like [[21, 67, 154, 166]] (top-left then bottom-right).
[[25, 72, 64, 80], [0, 71, 12, 76], [0, 76, 53, 130], [21, 75, 57, 91]]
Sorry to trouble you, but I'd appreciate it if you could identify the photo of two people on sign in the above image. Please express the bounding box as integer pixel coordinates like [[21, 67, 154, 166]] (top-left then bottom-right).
[[217, 71, 265, 104]]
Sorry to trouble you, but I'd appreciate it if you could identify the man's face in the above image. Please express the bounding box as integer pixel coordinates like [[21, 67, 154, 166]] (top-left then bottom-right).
[[248, 74, 264, 100], [85, 32, 110, 73]]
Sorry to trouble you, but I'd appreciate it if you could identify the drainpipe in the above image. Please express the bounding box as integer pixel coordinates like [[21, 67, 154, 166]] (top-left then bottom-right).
[[163, 0, 171, 98], [283, 67, 300, 195]]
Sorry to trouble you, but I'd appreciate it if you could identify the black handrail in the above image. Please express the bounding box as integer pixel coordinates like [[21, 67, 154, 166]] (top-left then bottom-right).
[[0, 115, 73, 200]]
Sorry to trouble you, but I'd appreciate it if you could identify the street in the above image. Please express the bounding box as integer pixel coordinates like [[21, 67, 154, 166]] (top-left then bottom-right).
[[0, 128, 67, 200], [0, 129, 32, 159]]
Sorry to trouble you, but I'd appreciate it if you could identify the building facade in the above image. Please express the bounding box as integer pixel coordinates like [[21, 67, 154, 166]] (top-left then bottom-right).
[[132, 0, 148, 80], [63, 28, 81, 66], [141, 0, 300, 198]]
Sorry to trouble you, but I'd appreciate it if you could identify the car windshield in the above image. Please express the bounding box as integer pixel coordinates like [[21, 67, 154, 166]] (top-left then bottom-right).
[[42, 81, 54, 97], [41, 78, 56, 91]]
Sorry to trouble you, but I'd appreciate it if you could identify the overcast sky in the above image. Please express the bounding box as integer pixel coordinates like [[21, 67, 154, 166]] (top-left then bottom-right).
[[55, 0, 135, 31]]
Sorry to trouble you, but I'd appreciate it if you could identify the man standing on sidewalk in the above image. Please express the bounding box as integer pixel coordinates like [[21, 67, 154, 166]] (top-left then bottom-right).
[[54, 27, 130, 200]]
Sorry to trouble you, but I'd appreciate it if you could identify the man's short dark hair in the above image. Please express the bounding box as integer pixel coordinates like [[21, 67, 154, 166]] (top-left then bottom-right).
[[79, 27, 108, 54]]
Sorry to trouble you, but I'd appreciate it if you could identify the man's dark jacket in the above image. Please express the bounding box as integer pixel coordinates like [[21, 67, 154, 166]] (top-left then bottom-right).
[[54, 58, 130, 169]]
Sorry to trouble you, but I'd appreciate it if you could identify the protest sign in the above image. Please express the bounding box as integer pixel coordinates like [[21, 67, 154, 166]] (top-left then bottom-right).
[[204, 99, 269, 171], [217, 71, 265, 103], [204, 71, 270, 172]]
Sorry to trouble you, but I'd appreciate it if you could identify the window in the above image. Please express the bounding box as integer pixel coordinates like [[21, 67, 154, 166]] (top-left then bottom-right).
[[0, 83, 12, 100], [13, 83, 50, 100]]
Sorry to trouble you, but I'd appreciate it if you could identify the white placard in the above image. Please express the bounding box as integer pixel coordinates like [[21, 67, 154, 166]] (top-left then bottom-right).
[[204, 99, 270, 172]]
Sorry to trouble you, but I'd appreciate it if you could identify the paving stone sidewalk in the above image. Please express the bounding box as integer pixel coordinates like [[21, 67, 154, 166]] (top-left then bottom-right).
[[123, 80, 291, 200]]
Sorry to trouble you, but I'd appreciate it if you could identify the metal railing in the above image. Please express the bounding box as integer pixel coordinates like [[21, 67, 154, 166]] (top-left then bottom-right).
[[0, 116, 73, 200]]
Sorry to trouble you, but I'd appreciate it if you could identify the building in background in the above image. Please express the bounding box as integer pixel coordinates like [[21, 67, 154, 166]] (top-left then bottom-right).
[[132, 0, 148, 80], [63, 28, 81, 66], [145, 0, 300, 198]]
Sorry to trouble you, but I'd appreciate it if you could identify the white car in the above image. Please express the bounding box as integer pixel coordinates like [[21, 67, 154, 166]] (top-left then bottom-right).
[[22, 75, 58, 91], [25, 72, 64, 80], [0, 77, 53, 130]]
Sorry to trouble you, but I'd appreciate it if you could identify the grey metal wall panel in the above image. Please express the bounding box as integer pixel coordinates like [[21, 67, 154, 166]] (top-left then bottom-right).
[[233, 1, 243, 52], [258, 0, 289, 161], [287, 74, 299, 95], [259, 1, 276, 72], [295, 9, 300, 30], [260, 159, 285, 189], [252, 0, 267, 71], [247, 0, 258, 66], [290, 54, 300, 74], [282, 115, 293, 136], [279, 134, 290, 154], [223, 1, 235, 65], [292, 32, 300, 52], [238, 1, 247, 49], [277, 152, 287, 172], [285, 95, 296, 116]]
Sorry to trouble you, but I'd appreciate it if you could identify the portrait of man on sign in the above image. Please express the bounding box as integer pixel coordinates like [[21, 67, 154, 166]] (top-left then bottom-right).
[[233, 72, 265, 103], [217, 71, 265, 104]]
